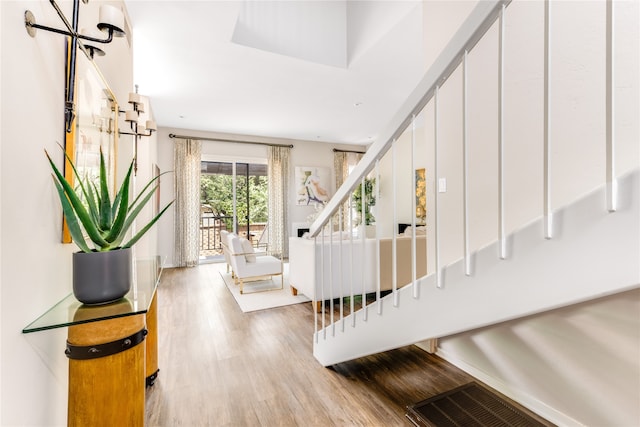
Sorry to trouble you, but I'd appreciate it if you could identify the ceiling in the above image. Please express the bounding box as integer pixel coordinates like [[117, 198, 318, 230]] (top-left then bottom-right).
[[124, 0, 426, 146]]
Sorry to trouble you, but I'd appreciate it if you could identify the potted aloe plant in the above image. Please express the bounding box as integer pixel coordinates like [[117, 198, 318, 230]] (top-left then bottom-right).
[[46, 147, 173, 305]]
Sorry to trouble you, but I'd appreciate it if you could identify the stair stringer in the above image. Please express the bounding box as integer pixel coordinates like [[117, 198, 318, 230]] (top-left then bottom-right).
[[313, 171, 639, 366]]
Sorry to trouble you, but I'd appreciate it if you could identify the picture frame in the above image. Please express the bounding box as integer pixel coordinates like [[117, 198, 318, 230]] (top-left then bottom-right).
[[63, 42, 119, 243], [295, 166, 331, 206]]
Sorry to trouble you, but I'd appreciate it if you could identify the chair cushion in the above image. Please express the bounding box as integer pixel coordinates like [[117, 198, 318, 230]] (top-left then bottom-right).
[[240, 238, 256, 263], [238, 255, 282, 278]]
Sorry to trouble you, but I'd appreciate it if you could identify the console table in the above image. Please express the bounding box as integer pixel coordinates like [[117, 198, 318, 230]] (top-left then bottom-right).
[[23, 257, 163, 427]]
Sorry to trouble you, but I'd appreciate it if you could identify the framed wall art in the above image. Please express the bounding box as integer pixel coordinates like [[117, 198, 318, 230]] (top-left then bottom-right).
[[295, 166, 331, 206]]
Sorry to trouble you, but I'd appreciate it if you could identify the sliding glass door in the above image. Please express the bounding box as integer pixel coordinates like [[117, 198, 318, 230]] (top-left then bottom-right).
[[200, 160, 268, 262]]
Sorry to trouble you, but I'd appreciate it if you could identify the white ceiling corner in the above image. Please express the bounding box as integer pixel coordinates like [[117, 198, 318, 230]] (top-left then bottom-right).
[[232, 1, 349, 68], [124, 0, 425, 145]]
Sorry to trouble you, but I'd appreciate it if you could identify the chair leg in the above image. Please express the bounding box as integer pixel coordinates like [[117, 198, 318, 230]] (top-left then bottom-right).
[[239, 279, 244, 294], [291, 286, 298, 296]]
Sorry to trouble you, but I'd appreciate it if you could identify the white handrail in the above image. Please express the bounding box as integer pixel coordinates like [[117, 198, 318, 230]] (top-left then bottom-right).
[[309, 0, 512, 237]]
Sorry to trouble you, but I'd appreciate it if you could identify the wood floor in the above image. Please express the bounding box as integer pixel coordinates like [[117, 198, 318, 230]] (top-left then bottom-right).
[[144, 263, 491, 426]]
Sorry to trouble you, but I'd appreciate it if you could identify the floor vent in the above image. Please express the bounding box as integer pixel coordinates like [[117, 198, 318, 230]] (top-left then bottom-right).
[[406, 382, 553, 427]]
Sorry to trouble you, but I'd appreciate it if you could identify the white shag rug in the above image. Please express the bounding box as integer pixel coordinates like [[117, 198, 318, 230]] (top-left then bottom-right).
[[218, 263, 310, 312]]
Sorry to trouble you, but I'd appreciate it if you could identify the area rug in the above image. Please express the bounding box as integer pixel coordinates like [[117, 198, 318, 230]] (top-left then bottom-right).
[[219, 263, 310, 312]]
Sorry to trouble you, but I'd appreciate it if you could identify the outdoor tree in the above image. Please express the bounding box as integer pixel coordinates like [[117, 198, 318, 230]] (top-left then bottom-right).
[[200, 173, 268, 231]]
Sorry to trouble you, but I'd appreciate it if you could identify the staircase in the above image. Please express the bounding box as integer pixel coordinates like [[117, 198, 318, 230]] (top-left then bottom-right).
[[313, 170, 638, 366], [308, 0, 639, 367]]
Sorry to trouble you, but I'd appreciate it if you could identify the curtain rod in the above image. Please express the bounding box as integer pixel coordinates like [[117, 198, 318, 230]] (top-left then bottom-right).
[[168, 133, 294, 148], [333, 148, 365, 154]]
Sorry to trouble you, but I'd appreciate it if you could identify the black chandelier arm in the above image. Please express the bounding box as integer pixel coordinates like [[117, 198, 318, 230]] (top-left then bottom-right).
[[49, 0, 76, 36], [77, 29, 115, 44], [25, 21, 115, 44], [48, 0, 117, 44], [119, 130, 155, 137], [48, 0, 115, 43]]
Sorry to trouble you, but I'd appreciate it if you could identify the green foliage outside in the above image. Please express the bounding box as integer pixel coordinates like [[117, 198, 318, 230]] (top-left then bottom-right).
[[352, 177, 376, 226], [200, 173, 268, 231]]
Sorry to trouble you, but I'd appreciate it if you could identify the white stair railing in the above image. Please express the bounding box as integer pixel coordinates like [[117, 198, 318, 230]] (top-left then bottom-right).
[[308, 0, 622, 359]]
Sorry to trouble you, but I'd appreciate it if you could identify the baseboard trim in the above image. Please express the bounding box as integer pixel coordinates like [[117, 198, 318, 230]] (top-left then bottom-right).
[[434, 347, 586, 427]]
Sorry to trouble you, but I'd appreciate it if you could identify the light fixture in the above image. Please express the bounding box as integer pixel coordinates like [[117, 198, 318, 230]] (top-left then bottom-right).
[[118, 85, 157, 174], [79, 29, 106, 59], [24, 2, 126, 44], [24, 0, 127, 134]]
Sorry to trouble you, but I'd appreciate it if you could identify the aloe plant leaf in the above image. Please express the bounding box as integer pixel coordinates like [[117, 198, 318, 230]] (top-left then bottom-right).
[[103, 161, 133, 242], [110, 184, 159, 247], [122, 201, 174, 249], [86, 181, 102, 229], [98, 149, 112, 230], [51, 177, 92, 253], [45, 150, 109, 248], [56, 145, 102, 233], [111, 160, 134, 220], [46, 147, 173, 253], [58, 146, 93, 210]]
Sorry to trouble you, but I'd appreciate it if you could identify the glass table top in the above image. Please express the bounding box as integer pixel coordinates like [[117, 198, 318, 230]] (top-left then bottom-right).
[[23, 257, 163, 333]]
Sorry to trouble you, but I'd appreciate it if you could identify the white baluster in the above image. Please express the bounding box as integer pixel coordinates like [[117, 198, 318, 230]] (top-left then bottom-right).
[[606, 0, 617, 212], [392, 141, 399, 307], [544, 0, 553, 239], [434, 87, 442, 289], [498, 3, 507, 259], [463, 49, 472, 276]]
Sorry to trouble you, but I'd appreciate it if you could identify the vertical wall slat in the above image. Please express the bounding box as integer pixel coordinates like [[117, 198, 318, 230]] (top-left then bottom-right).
[[498, 4, 507, 259], [544, 0, 553, 239], [606, 0, 617, 212]]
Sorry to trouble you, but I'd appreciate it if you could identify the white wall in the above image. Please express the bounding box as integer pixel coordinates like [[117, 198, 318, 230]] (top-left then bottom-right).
[[414, 0, 639, 425], [0, 1, 143, 424], [420, 0, 639, 266], [438, 289, 640, 426], [155, 127, 364, 267]]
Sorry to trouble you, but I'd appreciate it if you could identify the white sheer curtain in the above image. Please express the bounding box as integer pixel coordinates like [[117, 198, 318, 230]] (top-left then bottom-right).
[[174, 138, 202, 267], [267, 146, 291, 259], [334, 151, 363, 229]]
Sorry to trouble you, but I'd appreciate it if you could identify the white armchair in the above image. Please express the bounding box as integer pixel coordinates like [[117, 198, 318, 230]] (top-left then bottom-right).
[[220, 230, 234, 274], [228, 236, 283, 294]]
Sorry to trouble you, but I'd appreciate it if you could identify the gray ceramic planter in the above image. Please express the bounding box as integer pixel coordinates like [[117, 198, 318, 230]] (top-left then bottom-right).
[[73, 248, 132, 305]]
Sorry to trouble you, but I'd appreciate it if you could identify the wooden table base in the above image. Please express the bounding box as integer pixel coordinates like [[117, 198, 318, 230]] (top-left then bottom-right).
[[67, 302, 146, 427], [145, 292, 159, 387]]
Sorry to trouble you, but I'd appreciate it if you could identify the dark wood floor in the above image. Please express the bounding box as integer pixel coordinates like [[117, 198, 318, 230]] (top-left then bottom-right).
[[144, 263, 519, 426]]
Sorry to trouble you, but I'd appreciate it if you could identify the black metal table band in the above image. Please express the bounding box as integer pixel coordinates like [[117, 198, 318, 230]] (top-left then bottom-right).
[[65, 328, 148, 360]]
